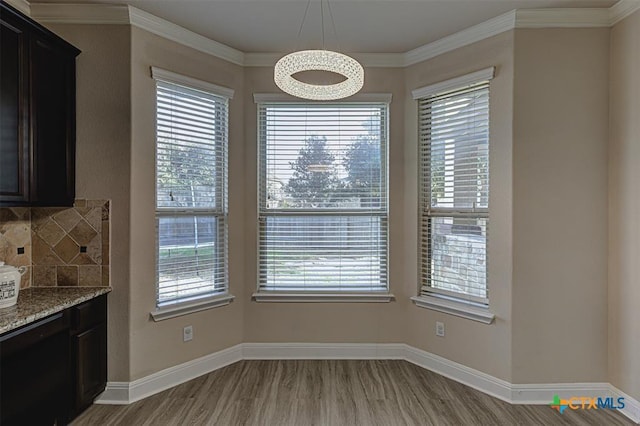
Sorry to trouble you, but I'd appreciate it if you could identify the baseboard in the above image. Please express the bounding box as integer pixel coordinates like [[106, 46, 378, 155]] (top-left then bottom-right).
[[94, 342, 640, 424], [404, 345, 512, 403], [510, 382, 612, 405], [95, 344, 243, 404], [610, 386, 640, 424], [94, 382, 130, 404], [242, 342, 406, 360]]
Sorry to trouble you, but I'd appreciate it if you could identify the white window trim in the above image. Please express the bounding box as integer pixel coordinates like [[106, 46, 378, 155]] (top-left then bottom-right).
[[411, 66, 495, 99], [253, 292, 394, 303], [411, 295, 495, 324], [151, 294, 235, 321], [253, 93, 392, 104], [255, 98, 392, 300], [414, 68, 495, 318], [151, 66, 235, 99], [151, 67, 235, 315]]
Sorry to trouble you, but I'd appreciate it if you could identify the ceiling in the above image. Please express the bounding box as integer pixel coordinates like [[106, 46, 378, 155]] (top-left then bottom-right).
[[35, 0, 617, 53]]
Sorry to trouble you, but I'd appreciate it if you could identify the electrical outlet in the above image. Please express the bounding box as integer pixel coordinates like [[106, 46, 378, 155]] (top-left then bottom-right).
[[435, 321, 445, 337], [183, 325, 193, 342]]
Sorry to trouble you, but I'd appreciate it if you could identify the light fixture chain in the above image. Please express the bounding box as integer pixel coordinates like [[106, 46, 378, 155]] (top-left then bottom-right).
[[326, 0, 340, 52], [321, 0, 325, 50], [295, 0, 313, 51]]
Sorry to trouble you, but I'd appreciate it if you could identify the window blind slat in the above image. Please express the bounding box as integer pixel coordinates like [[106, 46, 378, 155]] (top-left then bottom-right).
[[419, 81, 490, 303], [258, 103, 389, 293], [155, 77, 229, 307]]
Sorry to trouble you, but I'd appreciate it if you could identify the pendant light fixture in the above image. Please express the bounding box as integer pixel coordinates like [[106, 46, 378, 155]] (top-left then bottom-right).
[[274, 0, 364, 101]]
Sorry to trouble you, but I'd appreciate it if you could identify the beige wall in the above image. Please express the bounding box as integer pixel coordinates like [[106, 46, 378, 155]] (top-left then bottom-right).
[[511, 28, 610, 383], [404, 31, 515, 382], [44, 24, 132, 382], [609, 10, 640, 401], [129, 27, 246, 380], [43, 18, 631, 391], [242, 67, 409, 344]]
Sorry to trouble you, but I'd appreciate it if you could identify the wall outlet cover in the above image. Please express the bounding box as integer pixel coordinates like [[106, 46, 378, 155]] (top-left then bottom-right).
[[183, 325, 193, 342], [436, 321, 445, 337]]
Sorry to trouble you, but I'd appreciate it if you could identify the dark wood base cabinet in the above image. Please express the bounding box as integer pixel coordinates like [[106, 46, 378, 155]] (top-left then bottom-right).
[[0, 295, 107, 425], [69, 295, 108, 420], [0, 312, 70, 425]]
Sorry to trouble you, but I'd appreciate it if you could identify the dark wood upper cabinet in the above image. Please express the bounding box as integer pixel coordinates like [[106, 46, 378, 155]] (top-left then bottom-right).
[[0, 2, 80, 207]]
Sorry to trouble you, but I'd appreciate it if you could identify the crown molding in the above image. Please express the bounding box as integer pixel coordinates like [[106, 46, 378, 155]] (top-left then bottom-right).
[[243, 51, 405, 68], [515, 8, 610, 28], [30, 3, 130, 24], [27, 2, 633, 69], [351, 53, 406, 68], [29, 4, 245, 65], [3, 0, 31, 16], [609, 0, 640, 25], [404, 10, 516, 67], [128, 6, 244, 66]]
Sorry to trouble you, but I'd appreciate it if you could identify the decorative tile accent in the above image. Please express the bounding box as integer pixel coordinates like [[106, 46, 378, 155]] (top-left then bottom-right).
[[52, 209, 82, 233], [86, 234, 102, 265], [32, 233, 64, 266], [68, 219, 97, 246], [0, 200, 110, 288], [35, 219, 66, 246], [54, 235, 80, 264], [71, 253, 96, 265], [84, 207, 102, 231]]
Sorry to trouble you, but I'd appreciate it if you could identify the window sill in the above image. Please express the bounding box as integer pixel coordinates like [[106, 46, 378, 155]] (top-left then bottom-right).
[[252, 292, 395, 303], [150, 294, 235, 321], [410, 295, 495, 324]]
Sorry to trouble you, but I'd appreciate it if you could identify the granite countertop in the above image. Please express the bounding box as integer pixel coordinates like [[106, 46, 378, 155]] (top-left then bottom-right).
[[0, 287, 111, 335]]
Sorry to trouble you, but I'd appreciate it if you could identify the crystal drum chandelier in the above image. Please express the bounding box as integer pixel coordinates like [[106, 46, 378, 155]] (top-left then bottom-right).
[[274, 0, 364, 100]]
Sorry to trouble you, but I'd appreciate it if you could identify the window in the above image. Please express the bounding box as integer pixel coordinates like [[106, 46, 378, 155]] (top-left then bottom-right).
[[152, 68, 233, 315], [415, 68, 493, 307], [256, 96, 390, 299]]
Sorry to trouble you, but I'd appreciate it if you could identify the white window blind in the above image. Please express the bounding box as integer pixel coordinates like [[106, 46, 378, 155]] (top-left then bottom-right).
[[258, 102, 388, 293], [154, 75, 230, 307], [418, 81, 490, 304]]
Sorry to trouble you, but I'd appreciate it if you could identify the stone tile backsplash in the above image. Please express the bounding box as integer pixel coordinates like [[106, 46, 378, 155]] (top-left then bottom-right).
[[0, 208, 32, 288], [0, 200, 110, 288]]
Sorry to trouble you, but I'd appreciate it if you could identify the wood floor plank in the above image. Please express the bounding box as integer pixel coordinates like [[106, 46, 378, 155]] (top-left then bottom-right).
[[72, 360, 634, 426]]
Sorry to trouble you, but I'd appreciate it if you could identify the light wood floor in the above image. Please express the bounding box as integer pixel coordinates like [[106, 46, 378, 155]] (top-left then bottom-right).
[[73, 360, 633, 426]]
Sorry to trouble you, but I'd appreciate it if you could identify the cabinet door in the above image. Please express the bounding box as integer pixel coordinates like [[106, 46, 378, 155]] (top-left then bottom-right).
[[30, 36, 76, 206], [0, 313, 70, 425], [0, 18, 30, 204], [73, 322, 107, 412]]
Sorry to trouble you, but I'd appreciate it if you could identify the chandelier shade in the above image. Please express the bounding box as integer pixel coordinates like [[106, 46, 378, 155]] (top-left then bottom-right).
[[274, 50, 364, 101]]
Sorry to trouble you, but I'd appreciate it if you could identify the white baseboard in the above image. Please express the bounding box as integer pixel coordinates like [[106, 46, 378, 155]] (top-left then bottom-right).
[[242, 342, 405, 360], [510, 382, 612, 405], [95, 344, 243, 405], [610, 386, 640, 424], [404, 344, 512, 403], [94, 382, 130, 405], [95, 342, 640, 424]]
